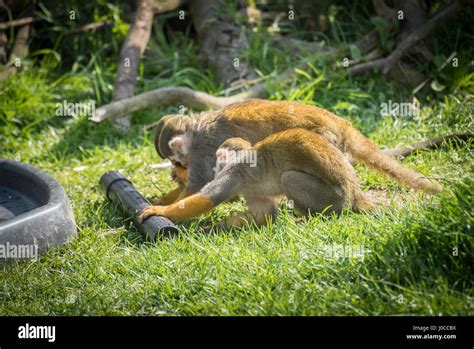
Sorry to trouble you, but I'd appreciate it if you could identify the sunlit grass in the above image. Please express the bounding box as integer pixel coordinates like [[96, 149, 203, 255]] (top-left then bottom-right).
[[0, 0, 473, 316]]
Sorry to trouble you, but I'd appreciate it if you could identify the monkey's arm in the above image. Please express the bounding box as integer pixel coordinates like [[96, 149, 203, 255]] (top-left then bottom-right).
[[152, 186, 184, 205], [151, 166, 189, 205], [140, 193, 215, 222], [139, 167, 243, 222]]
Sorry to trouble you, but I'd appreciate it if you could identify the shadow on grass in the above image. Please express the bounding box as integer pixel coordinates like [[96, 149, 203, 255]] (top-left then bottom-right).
[[92, 198, 223, 249], [363, 180, 473, 292], [42, 103, 182, 163], [42, 117, 145, 162]]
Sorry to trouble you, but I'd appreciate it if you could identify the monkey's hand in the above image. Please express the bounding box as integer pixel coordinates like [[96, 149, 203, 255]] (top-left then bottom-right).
[[138, 205, 167, 222], [139, 193, 215, 222]]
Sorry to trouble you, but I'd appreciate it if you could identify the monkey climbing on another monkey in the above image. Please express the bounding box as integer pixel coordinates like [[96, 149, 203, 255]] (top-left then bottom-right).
[[139, 129, 375, 227], [153, 99, 445, 206]]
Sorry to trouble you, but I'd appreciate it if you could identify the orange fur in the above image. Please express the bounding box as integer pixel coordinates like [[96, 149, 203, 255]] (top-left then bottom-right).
[[144, 129, 374, 226], [173, 165, 188, 185], [152, 186, 183, 205], [155, 99, 443, 195], [140, 193, 214, 222], [250, 129, 374, 212], [152, 165, 189, 205]]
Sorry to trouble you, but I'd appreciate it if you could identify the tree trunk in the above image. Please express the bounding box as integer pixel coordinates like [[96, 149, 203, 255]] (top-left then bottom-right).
[[112, 0, 155, 128], [190, 0, 256, 86]]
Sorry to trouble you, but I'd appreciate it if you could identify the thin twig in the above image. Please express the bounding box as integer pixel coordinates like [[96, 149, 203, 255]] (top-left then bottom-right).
[[64, 20, 111, 35], [0, 16, 34, 30]]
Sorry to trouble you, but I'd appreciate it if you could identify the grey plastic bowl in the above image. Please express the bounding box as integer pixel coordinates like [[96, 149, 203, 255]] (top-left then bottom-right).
[[0, 159, 77, 264]]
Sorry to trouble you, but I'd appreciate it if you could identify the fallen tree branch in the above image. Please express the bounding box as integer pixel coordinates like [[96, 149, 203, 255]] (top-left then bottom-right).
[[0, 16, 34, 30], [91, 0, 395, 123], [220, 76, 265, 95], [346, 49, 383, 67], [270, 35, 334, 55], [64, 20, 111, 35], [91, 42, 345, 123], [10, 22, 29, 58], [91, 86, 249, 122], [0, 7, 74, 30], [350, 0, 464, 76], [151, 0, 186, 12], [0, 3, 101, 30], [92, 20, 381, 122], [382, 133, 473, 159]]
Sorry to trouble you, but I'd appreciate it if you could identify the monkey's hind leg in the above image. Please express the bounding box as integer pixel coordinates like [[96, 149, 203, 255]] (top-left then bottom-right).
[[280, 171, 349, 216], [225, 197, 278, 228]]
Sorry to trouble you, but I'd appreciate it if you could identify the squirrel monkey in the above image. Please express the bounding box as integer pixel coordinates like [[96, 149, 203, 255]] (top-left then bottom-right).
[[139, 129, 374, 226], [154, 100, 443, 204], [152, 164, 189, 205]]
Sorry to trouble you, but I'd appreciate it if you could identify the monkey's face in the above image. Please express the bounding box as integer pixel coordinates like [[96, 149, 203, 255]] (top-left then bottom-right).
[[214, 147, 231, 177], [214, 138, 252, 178], [154, 115, 194, 163]]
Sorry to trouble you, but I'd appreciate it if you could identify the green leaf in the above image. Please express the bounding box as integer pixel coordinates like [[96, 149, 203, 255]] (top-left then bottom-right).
[[349, 44, 362, 61], [294, 68, 312, 81]]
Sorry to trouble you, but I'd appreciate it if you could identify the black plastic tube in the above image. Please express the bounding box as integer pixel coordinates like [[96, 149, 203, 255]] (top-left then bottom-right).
[[99, 171, 178, 240]]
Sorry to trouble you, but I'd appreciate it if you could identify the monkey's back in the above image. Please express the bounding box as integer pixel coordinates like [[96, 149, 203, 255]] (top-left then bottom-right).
[[254, 128, 358, 189], [221, 99, 353, 150]]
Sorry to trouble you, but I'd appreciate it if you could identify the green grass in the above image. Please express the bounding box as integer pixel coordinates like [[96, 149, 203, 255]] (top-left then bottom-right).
[[0, 1, 473, 315]]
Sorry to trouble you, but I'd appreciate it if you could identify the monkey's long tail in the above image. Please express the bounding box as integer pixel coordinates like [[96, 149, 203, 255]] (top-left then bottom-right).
[[346, 129, 444, 194]]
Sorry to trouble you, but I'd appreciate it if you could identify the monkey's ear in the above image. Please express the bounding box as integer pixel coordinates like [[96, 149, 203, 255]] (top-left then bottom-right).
[[216, 148, 230, 162], [169, 135, 189, 154], [214, 148, 231, 177]]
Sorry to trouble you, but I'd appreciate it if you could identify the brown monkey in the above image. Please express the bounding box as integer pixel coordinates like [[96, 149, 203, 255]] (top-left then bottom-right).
[[139, 129, 374, 226], [152, 164, 189, 205], [154, 100, 443, 202]]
